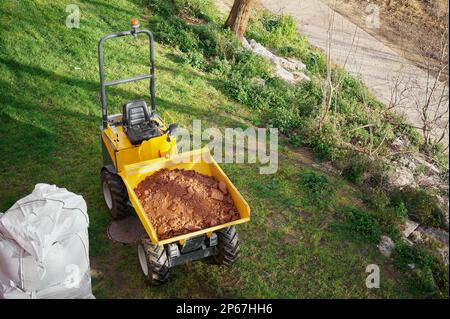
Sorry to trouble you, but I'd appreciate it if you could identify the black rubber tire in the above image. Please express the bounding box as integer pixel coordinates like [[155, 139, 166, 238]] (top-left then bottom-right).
[[214, 226, 240, 266], [101, 169, 133, 220], [138, 238, 170, 287]]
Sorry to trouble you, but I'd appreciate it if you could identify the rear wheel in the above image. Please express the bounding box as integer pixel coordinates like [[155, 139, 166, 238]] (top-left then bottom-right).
[[214, 226, 240, 266], [101, 169, 132, 220], [138, 238, 170, 286]]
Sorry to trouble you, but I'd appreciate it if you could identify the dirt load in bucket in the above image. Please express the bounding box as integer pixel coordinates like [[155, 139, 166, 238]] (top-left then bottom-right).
[[134, 169, 240, 240]]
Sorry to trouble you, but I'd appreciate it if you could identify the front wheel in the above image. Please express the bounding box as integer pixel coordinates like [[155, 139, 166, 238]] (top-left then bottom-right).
[[214, 226, 240, 266], [101, 169, 132, 220], [138, 238, 170, 286]]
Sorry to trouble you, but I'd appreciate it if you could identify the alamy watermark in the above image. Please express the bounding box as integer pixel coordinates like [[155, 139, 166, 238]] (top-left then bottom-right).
[[65, 4, 80, 29], [365, 264, 380, 289], [366, 4, 380, 29], [63, 264, 82, 289], [171, 120, 279, 175]]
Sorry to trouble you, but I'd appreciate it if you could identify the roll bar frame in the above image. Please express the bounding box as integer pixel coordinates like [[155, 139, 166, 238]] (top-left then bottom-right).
[[98, 29, 155, 128]]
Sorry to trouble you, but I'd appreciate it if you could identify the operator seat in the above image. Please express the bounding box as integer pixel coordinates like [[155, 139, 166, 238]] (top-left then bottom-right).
[[122, 100, 161, 145]]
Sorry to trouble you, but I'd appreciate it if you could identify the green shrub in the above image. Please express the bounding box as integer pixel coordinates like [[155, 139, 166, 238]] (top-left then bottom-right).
[[150, 15, 198, 51], [223, 73, 254, 105], [341, 155, 389, 186], [375, 203, 407, 239], [181, 50, 206, 69], [149, 0, 219, 21], [338, 71, 365, 104], [149, 0, 240, 59], [393, 201, 408, 222], [214, 28, 242, 59], [306, 50, 326, 76], [174, 0, 220, 22], [233, 50, 271, 78], [362, 189, 390, 211], [191, 23, 219, 56], [266, 106, 301, 134], [303, 122, 341, 160], [390, 116, 424, 148], [301, 169, 333, 208], [367, 168, 390, 189], [429, 258, 450, 298], [392, 242, 449, 298], [344, 207, 381, 243], [208, 57, 232, 77], [190, 24, 241, 59], [422, 142, 450, 171], [148, 0, 178, 16], [293, 80, 322, 117], [301, 169, 331, 198], [390, 187, 444, 228], [247, 11, 310, 62], [362, 189, 407, 239], [342, 156, 369, 185], [393, 241, 432, 270]]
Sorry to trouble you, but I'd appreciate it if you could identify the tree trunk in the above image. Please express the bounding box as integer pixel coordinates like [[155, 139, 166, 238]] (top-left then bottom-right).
[[224, 0, 254, 38]]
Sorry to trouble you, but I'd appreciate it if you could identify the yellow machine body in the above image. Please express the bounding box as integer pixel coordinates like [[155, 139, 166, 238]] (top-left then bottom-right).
[[100, 117, 251, 246], [100, 119, 177, 173]]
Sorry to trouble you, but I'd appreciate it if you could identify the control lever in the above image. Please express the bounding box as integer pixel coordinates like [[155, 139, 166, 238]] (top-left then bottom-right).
[[164, 123, 178, 142]]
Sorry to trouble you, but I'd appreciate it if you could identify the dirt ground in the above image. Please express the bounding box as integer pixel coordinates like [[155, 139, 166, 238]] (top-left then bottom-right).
[[135, 169, 239, 239], [321, 0, 449, 81]]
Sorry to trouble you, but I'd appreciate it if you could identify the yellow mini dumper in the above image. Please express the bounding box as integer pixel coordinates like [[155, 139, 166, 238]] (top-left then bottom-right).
[[98, 19, 250, 286]]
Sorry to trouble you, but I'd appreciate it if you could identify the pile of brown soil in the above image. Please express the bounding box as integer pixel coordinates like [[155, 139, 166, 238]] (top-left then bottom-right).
[[134, 169, 240, 240]]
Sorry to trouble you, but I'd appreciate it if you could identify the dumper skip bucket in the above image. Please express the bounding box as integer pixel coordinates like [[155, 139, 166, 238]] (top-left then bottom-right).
[[119, 148, 251, 245]]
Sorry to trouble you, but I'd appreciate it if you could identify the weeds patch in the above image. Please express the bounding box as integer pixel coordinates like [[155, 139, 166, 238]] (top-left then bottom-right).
[[393, 242, 449, 298], [390, 187, 445, 228], [335, 206, 382, 243]]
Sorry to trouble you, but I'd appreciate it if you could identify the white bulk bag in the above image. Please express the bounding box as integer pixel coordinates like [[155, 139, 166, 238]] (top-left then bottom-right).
[[0, 183, 94, 299]]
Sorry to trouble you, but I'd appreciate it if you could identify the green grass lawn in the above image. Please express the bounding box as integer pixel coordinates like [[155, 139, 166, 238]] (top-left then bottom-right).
[[0, 0, 418, 298]]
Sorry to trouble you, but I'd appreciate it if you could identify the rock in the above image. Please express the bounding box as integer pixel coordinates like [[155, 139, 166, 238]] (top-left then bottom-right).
[[437, 247, 449, 266], [218, 181, 228, 194], [210, 188, 224, 201], [275, 64, 295, 83], [416, 174, 442, 189], [391, 136, 410, 152], [244, 38, 309, 84], [414, 156, 441, 175], [187, 186, 195, 194], [401, 219, 420, 238], [242, 37, 251, 50], [378, 235, 395, 257], [249, 39, 277, 60], [389, 166, 417, 188], [411, 227, 449, 265], [424, 227, 449, 246], [397, 156, 416, 171], [276, 56, 307, 72], [410, 229, 425, 244], [438, 183, 449, 194], [294, 71, 311, 82]]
